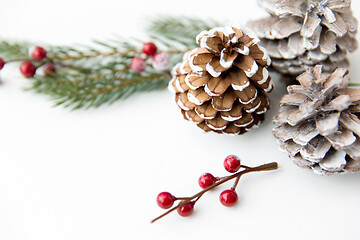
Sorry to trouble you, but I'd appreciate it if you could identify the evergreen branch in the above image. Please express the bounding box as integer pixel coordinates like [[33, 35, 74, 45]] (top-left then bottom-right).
[[0, 16, 220, 109], [1, 38, 175, 109], [31, 71, 169, 110]]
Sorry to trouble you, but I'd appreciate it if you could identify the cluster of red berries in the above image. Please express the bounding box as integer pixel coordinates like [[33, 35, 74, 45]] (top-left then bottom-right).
[[130, 42, 169, 73], [156, 155, 242, 218], [0, 46, 56, 78]]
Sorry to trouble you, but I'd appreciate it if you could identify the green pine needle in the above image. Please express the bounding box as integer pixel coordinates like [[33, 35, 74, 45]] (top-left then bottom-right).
[[146, 16, 221, 48]]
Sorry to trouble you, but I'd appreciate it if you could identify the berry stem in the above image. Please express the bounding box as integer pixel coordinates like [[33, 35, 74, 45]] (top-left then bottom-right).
[[175, 197, 191, 201], [151, 162, 278, 223], [46, 48, 189, 61], [5, 58, 31, 63], [232, 175, 241, 190], [55, 62, 91, 73], [241, 165, 251, 170], [48, 49, 139, 61]]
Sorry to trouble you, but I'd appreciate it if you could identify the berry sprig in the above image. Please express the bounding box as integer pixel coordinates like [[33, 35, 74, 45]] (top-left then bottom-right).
[[0, 39, 181, 109], [151, 155, 278, 223], [1, 42, 168, 79], [0, 46, 55, 78], [0, 17, 220, 109]]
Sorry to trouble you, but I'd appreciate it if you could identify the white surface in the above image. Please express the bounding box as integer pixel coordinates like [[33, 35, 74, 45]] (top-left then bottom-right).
[[1, 1, 360, 239]]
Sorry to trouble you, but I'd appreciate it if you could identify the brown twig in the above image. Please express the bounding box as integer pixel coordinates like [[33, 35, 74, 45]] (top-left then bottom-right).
[[5, 58, 31, 63], [47, 48, 189, 61], [47, 49, 140, 61], [151, 162, 278, 223]]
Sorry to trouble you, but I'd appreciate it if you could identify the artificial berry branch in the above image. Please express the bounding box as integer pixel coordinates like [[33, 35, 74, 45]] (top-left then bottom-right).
[[0, 40, 177, 109], [0, 16, 220, 109], [151, 156, 278, 223]]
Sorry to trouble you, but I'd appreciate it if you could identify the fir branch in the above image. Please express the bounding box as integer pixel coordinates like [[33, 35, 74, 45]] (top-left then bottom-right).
[[0, 16, 221, 109], [2, 38, 175, 109], [31, 71, 169, 109]]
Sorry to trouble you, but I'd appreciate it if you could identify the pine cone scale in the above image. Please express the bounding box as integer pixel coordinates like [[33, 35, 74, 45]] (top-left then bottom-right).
[[322, 12, 347, 37], [187, 73, 210, 90], [340, 111, 360, 136], [315, 112, 340, 136], [320, 31, 337, 55], [327, 0, 351, 10], [301, 12, 321, 38], [344, 157, 360, 173], [318, 150, 347, 172], [300, 136, 332, 162], [207, 76, 230, 95], [344, 139, 360, 160]]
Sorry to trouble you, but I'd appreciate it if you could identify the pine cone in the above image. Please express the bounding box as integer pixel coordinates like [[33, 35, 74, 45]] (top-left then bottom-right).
[[169, 26, 273, 135], [248, 0, 358, 76], [273, 65, 360, 175]]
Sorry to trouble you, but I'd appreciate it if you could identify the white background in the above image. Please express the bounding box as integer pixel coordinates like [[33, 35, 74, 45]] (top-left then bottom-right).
[[0, 0, 360, 239]]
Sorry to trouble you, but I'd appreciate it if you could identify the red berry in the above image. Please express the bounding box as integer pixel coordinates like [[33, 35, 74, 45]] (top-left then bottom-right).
[[130, 57, 146, 73], [142, 42, 157, 56], [156, 192, 175, 209], [177, 201, 195, 217], [30, 46, 47, 61], [219, 189, 238, 207], [0, 57, 5, 70], [20, 61, 37, 78], [198, 173, 217, 189], [152, 52, 170, 71], [43, 63, 56, 75], [224, 155, 241, 173]]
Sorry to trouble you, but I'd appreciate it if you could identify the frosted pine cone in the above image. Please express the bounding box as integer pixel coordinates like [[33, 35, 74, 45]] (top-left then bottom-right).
[[273, 65, 360, 175], [169, 26, 273, 135], [248, 0, 358, 76]]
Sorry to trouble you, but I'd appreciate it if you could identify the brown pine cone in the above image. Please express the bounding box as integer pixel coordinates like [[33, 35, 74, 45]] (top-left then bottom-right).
[[169, 26, 273, 135], [248, 0, 358, 76], [273, 65, 360, 175]]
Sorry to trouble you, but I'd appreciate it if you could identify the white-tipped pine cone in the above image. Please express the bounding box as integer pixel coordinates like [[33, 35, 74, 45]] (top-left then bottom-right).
[[273, 65, 360, 175], [248, 0, 358, 76], [169, 26, 273, 135]]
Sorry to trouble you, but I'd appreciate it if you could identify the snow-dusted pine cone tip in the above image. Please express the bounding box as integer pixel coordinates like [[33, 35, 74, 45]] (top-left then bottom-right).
[[248, 0, 358, 76], [169, 26, 274, 135], [273, 65, 360, 175]]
